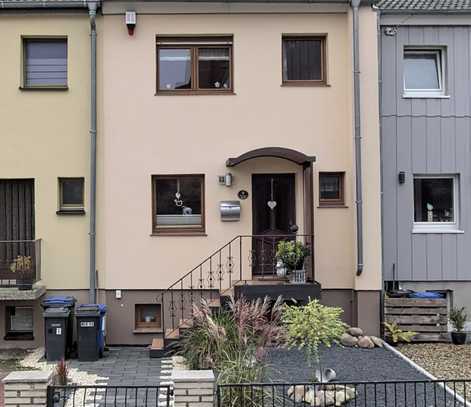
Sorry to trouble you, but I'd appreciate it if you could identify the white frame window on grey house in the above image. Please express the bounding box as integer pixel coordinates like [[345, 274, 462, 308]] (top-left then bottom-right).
[[413, 175, 461, 233], [403, 47, 446, 98]]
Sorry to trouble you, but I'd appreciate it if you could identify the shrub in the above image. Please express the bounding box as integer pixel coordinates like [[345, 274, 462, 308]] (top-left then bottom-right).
[[275, 240, 310, 272], [449, 307, 468, 332], [384, 322, 416, 343], [282, 299, 346, 378], [54, 359, 69, 386]]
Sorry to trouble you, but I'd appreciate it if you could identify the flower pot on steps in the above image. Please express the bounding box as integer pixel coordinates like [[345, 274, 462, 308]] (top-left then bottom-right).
[[451, 331, 467, 345]]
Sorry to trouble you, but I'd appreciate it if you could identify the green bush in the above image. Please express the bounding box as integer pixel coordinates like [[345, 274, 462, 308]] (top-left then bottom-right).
[[275, 240, 310, 271], [282, 299, 346, 378], [449, 307, 468, 332]]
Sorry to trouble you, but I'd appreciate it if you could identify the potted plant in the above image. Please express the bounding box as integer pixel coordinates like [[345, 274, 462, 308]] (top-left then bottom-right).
[[275, 240, 310, 283], [9, 255, 33, 290], [449, 306, 468, 345], [384, 322, 416, 346]]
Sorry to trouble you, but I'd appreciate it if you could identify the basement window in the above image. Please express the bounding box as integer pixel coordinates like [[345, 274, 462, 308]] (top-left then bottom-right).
[[135, 304, 162, 333], [403, 48, 446, 97], [5, 306, 34, 341]]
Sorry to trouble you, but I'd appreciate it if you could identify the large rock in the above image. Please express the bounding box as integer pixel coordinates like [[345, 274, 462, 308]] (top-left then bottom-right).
[[340, 333, 358, 347], [287, 385, 310, 403], [304, 387, 357, 407], [370, 336, 384, 348], [357, 336, 375, 349], [347, 327, 364, 337]]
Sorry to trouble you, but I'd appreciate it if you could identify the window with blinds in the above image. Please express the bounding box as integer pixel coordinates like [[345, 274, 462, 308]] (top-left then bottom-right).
[[23, 38, 67, 88]]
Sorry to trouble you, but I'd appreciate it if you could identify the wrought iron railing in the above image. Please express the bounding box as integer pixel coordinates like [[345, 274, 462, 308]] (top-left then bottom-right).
[[47, 385, 173, 407], [217, 379, 471, 407], [161, 234, 314, 334], [0, 239, 41, 288]]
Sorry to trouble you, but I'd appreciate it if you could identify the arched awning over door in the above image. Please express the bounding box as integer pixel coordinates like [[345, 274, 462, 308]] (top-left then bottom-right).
[[226, 147, 316, 168], [226, 146, 316, 281]]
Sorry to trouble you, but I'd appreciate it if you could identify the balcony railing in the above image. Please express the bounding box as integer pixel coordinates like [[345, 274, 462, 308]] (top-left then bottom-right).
[[0, 240, 41, 289]]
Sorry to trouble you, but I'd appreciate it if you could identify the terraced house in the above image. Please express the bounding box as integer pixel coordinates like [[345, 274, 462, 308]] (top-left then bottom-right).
[[0, 0, 382, 351], [0, 0, 98, 348], [379, 0, 471, 334]]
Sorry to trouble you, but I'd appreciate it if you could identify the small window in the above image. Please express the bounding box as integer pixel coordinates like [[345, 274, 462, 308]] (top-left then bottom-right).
[[58, 178, 84, 214], [135, 304, 162, 331], [157, 37, 232, 94], [319, 172, 344, 206], [23, 38, 67, 88], [282, 36, 326, 85], [403, 48, 445, 97], [5, 306, 33, 340], [152, 175, 205, 234], [413, 175, 458, 231]]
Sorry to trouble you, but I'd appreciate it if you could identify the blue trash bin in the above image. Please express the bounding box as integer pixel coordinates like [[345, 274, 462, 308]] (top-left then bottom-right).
[[41, 296, 76, 358]]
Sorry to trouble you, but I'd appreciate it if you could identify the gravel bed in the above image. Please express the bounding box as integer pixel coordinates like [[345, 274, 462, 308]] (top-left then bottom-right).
[[247, 345, 467, 406], [399, 343, 471, 401]]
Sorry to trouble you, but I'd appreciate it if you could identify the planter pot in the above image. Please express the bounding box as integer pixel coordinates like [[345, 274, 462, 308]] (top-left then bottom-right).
[[276, 261, 287, 278], [289, 269, 306, 284], [451, 331, 467, 345]]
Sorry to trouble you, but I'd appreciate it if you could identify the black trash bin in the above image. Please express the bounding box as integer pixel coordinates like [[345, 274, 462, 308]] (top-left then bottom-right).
[[43, 307, 70, 362], [42, 296, 76, 356], [76, 304, 106, 361]]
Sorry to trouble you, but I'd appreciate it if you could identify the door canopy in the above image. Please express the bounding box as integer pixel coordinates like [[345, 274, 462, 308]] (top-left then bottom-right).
[[226, 147, 316, 168]]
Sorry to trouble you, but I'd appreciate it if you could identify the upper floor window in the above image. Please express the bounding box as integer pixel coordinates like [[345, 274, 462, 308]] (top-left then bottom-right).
[[403, 47, 445, 97], [152, 174, 205, 235], [413, 175, 458, 232], [319, 172, 345, 207], [282, 36, 326, 86], [157, 36, 233, 94], [23, 38, 67, 89]]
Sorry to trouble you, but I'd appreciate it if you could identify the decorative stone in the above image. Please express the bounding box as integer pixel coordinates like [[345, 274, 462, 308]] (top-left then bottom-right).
[[357, 336, 375, 349], [370, 336, 384, 348], [347, 327, 364, 337], [340, 333, 358, 347], [287, 385, 309, 403]]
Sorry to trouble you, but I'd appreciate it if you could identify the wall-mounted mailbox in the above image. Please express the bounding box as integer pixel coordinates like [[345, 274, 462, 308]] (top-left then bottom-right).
[[220, 201, 241, 222]]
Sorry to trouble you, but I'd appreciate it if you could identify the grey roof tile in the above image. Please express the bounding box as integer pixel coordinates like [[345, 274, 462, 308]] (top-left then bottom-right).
[[377, 0, 471, 11]]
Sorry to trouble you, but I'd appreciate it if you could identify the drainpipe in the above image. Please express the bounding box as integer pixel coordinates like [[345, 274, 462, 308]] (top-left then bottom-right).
[[351, 0, 364, 276], [88, 0, 98, 303]]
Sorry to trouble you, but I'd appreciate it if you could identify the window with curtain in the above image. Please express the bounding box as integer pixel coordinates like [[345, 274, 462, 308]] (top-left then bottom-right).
[[282, 36, 326, 84], [157, 37, 232, 93], [152, 175, 205, 234], [5, 306, 33, 340], [23, 38, 67, 88], [319, 172, 345, 206]]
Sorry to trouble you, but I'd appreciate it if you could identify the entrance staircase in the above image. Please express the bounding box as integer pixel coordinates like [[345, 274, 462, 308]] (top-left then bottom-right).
[[149, 234, 315, 357]]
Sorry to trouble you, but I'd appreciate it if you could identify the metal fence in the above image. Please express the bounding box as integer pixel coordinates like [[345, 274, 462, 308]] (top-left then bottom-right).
[[0, 239, 41, 288], [47, 385, 173, 407], [217, 380, 471, 407]]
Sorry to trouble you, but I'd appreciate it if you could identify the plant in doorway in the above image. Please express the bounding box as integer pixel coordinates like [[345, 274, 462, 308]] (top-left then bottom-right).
[[449, 306, 468, 345], [275, 240, 309, 283]]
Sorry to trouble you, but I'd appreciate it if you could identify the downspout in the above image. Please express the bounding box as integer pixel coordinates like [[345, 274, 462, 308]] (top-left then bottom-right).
[[88, 0, 98, 303], [351, 0, 364, 276]]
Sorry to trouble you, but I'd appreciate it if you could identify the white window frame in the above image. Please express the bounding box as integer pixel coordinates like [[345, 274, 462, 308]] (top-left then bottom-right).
[[412, 174, 461, 234], [403, 47, 446, 98]]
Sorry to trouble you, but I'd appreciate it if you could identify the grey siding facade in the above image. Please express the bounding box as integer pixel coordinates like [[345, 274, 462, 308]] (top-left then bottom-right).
[[381, 22, 471, 282]]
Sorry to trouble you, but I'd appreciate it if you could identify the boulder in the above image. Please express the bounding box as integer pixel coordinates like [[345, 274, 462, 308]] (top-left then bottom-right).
[[347, 327, 364, 337], [340, 333, 358, 347], [287, 385, 310, 403], [357, 336, 375, 349], [370, 336, 384, 348]]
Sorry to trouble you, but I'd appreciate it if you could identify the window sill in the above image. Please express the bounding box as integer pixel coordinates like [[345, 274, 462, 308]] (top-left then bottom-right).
[[412, 228, 464, 234], [133, 328, 163, 334], [402, 93, 450, 99], [318, 204, 348, 209], [155, 91, 236, 96], [19, 85, 69, 91], [4, 333, 34, 341], [151, 232, 207, 237], [56, 209, 86, 216], [281, 82, 330, 88]]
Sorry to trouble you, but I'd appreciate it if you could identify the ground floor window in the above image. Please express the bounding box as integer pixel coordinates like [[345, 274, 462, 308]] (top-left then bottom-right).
[[135, 304, 162, 332], [152, 174, 205, 234], [413, 175, 458, 231], [319, 172, 345, 206], [5, 306, 33, 340]]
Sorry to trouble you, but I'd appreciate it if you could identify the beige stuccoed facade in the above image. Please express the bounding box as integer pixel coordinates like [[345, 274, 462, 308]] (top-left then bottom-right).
[[0, 11, 91, 348], [99, 2, 382, 344]]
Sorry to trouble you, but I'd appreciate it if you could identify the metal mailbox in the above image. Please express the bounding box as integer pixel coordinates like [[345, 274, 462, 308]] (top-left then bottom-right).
[[220, 201, 241, 222]]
